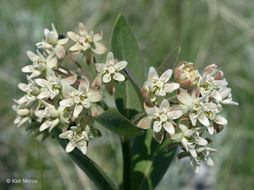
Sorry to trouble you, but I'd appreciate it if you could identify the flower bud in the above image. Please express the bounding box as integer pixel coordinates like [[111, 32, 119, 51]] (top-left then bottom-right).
[[174, 61, 200, 89], [17, 108, 30, 116]]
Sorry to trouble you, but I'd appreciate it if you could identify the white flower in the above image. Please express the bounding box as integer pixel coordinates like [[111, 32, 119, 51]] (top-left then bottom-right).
[[60, 76, 102, 118], [146, 67, 179, 96], [59, 126, 90, 155], [34, 69, 61, 99], [95, 52, 127, 83], [12, 102, 32, 127], [18, 78, 40, 105], [67, 23, 106, 55], [34, 101, 68, 132], [22, 50, 57, 78], [177, 88, 227, 134], [36, 23, 69, 59], [138, 99, 182, 135]]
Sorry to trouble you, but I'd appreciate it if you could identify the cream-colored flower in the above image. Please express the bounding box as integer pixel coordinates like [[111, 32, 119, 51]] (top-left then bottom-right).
[[177, 88, 227, 134], [36, 23, 69, 59], [138, 99, 182, 135], [67, 23, 106, 55], [146, 67, 179, 96], [22, 50, 57, 78], [95, 52, 127, 83], [12, 101, 32, 127], [60, 76, 102, 118], [59, 126, 90, 155], [34, 69, 61, 99], [174, 61, 200, 89], [34, 101, 68, 132], [17, 78, 40, 106]]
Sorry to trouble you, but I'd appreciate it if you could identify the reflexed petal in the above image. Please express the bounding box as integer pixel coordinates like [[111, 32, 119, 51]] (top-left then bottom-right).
[[181, 138, 189, 151], [79, 76, 90, 92], [35, 79, 49, 87], [106, 52, 114, 64], [137, 116, 152, 129], [164, 122, 175, 135], [214, 115, 228, 125], [49, 119, 59, 131], [168, 110, 182, 120], [153, 121, 162, 133], [153, 130, 164, 144], [66, 141, 76, 153], [103, 74, 111, 83], [164, 83, 180, 93], [189, 113, 197, 126], [211, 90, 222, 101], [220, 88, 231, 99], [26, 51, 38, 62], [18, 83, 28, 92], [60, 99, 74, 107], [79, 23, 87, 34], [177, 88, 193, 106], [207, 125, 214, 135], [189, 148, 197, 158], [62, 85, 76, 97], [92, 42, 107, 54], [55, 45, 66, 59], [148, 67, 158, 81], [92, 74, 102, 88], [115, 61, 127, 71], [61, 74, 77, 86], [22, 65, 33, 73], [39, 120, 51, 131], [47, 57, 57, 68], [37, 90, 50, 99], [95, 63, 106, 73], [69, 43, 82, 52], [159, 99, 169, 112], [59, 130, 73, 139], [58, 38, 69, 45], [87, 89, 102, 102], [198, 114, 210, 126], [179, 124, 188, 133], [73, 104, 83, 118], [113, 73, 125, 82], [94, 31, 103, 42], [160, 69, 172, 82], [78, 141, 87, 155], [206, 157, 214, 166], [67, 31, 80, 41], [197, 137, 208, 146]]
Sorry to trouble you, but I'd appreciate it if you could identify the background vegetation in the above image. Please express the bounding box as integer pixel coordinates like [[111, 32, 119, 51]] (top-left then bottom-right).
[[0, 0, 253, 189]]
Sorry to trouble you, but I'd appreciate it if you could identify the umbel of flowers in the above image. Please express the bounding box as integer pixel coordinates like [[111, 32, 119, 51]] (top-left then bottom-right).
[[13, 22, 238, 174]]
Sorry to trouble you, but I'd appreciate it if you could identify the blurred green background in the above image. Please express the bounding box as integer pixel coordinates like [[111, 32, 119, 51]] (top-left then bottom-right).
[[0, 0, 252, 189]]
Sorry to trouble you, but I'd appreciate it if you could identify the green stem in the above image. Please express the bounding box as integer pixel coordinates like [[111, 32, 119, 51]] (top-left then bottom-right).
[[120, 136, 131, 190]]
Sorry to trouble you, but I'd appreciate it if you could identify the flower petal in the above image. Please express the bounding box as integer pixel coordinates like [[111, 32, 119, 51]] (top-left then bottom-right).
[[47, 56, 57, 68], [159, 99, 169, 112], [69, 43, 82, 52], [22, 65, 33, 73], [103, 74, 111, 83], [115, 61, 127, 71], [59, 130, 73, 139], [164, 83, 180, 93], [73, 104, 83, 118], [39, 120, 51, 131], [55, 45, 66, 59], [67, 31, 80, 41], [167, 110, 183, 120], [79, 76, 90, 92], [214, 115, 228, 125], [113, 73, 125, 82], [148, 67, 158, 81], [92, 42, 107, 54], [66, 141, 76, 153], [60, 99, 74, 107], [177, 88, 193, 106], [164, 122, 175, 135], [198, 114, 210, 126], [35, 79, 49, 87], [95, 63, 106, 73], [87, 89, 102, 102], [137, 116, 152, 129], [160, 69, 172, 82], [94, 31, 103, 42], [106, 52, 114, 64]]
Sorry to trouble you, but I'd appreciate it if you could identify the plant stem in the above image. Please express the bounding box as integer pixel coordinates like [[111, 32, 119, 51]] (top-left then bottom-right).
[[120, 136, 131, 190], [66, 52, 93, 82]]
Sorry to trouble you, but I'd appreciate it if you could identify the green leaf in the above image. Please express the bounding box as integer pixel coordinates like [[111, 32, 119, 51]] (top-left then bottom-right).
[[157, 47, 181, 75], [111, 13, 145, 118], [52, 127, 117, 190], [131, 130, 177, 190], [94, 108, 143, 137]]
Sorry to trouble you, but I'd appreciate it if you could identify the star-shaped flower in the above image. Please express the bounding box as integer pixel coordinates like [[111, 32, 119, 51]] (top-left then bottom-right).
[[95, 52, 127, 83]]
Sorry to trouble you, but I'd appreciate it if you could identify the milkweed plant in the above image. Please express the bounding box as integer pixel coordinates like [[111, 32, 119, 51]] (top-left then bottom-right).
[[12, 14, 238, 189]]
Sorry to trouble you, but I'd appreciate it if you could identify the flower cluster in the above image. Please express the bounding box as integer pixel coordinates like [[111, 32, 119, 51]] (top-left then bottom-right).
[[13, 23, 127, 155], [138, 62, 238, 172]]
